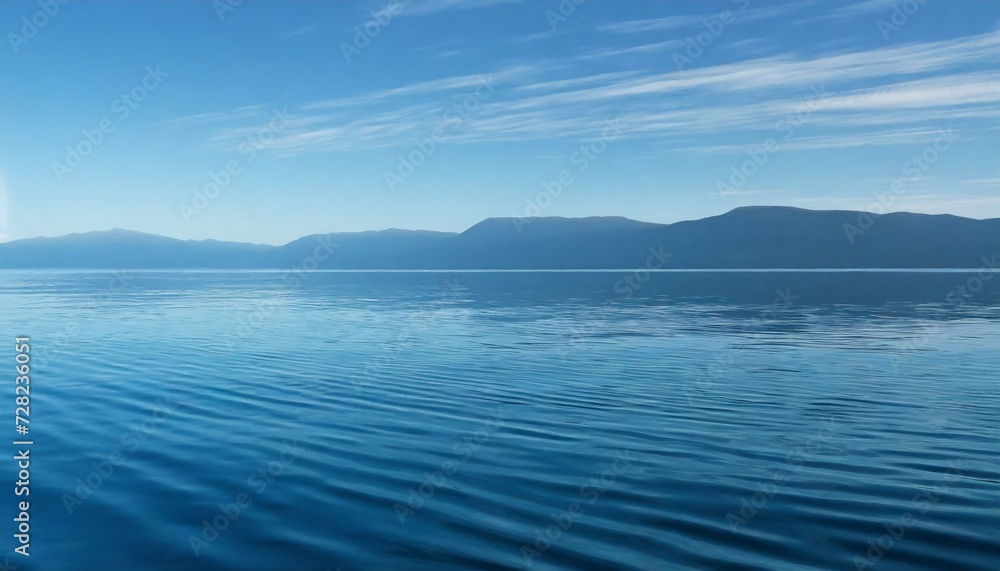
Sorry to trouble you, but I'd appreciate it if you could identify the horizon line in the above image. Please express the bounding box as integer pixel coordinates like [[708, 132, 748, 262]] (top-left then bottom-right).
[[4, 268, 996, 273], [2, 205, 997, 246]]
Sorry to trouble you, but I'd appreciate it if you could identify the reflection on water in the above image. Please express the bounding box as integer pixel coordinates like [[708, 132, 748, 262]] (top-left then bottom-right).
[[1, 270, 997, 570]]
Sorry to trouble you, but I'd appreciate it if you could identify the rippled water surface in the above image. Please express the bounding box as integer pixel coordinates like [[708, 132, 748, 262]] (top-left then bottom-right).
[[1, 270, 998, 570]]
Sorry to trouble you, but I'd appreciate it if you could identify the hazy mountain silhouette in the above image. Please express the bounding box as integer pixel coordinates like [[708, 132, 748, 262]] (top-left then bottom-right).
[[1, 207, 997, 269]]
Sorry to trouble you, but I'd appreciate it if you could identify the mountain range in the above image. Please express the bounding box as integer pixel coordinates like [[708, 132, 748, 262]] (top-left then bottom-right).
[[1, 207, 998, 269]]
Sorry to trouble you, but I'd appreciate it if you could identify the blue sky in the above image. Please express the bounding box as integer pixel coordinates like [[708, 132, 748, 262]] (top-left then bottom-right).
[[1, 0, 998, 244]]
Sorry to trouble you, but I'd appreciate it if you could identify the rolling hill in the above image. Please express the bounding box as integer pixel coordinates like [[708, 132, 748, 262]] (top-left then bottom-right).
[[1, 207, 997, 269]]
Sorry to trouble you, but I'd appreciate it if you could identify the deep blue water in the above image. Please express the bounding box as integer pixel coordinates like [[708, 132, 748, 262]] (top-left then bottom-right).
[[1, 270, 998, 570]]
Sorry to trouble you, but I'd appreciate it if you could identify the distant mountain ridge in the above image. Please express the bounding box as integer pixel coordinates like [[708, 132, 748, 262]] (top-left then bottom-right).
[[2, 207, 998, 269]]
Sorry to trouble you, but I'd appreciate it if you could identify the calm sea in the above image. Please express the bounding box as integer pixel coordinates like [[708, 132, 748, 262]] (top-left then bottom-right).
[[1, 270, 997, 570]]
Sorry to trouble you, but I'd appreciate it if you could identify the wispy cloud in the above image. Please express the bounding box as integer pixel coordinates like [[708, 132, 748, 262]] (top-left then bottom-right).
[[281, 24, 322, 38], [597, 14, 710, 34], [675, 129, 966, 155], [798, 0, 903, 23], [576, 39, 688, 60], [159, 105, 269, 127], [401, 0, 528, 17], [599, 0, 818, 34], [435, 49, 467, 59], [958, 177, 1000, 188], [184, 30, 999, 158]]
